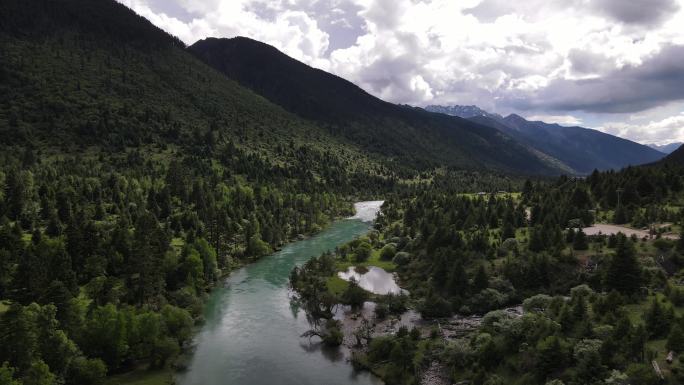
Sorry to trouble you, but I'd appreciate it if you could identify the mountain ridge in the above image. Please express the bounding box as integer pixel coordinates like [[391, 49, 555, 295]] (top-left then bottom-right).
[[662, 144, 684, 164], [426, 104, 665, 174], [188, 37, 566, 175], [650, 142, 683, 154]]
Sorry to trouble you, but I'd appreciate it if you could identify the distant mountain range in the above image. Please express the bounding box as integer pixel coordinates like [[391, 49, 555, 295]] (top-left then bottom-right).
[[426, 105, 504, 121], [0, 0, 664, 178], [425, 105, 665, 175], [189, 37, 566, 175], [649, 142, 683, 154]]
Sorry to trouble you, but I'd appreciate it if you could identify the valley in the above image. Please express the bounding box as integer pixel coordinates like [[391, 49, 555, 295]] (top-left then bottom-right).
[[177, 202, 383, 385], [1, 1, 684, 385]]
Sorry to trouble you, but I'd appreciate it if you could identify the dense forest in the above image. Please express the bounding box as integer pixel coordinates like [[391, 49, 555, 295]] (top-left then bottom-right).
[[3, 1, 684, 385], [0, 138, 395, 384], [291, 163, 684, 385], [188, 36, 565, 176], [0, 0, 400, 384]]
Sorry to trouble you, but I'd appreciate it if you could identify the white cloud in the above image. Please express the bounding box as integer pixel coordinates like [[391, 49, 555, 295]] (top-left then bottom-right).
[[119, 0, 331, 65], [527, 115, 583, 126], [115, 0, 684, 143], [598, 114, 684, 144]]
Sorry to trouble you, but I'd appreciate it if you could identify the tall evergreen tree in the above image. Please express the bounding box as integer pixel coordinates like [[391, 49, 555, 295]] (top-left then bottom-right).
[[604, 236, 642, 295]]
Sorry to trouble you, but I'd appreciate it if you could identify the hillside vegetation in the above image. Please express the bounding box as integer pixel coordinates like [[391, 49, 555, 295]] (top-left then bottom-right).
[[189, 37, 564, 175], [292, 162, 684, 385], [0, 1, 397, 384]]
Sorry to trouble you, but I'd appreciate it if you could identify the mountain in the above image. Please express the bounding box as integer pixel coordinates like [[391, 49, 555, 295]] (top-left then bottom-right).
[[0, 0, 394, 182], [650, 142, 683, 154], [188, 37, 565, 175], [426, 105, 665, 174], [662, 144, 684, 164], [0, 2, 399, 384], [425, 105, 503, 121]]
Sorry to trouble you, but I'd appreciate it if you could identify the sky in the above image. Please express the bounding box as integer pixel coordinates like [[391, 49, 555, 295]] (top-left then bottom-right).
[[117, 0, 684, 145]]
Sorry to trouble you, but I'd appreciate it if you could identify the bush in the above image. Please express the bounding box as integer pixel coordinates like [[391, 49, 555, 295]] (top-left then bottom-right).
[[392, 252, 410, 266], [375, 302, 389, 319], [151, 337, 180, 368], [341, 279, 368, 308], [523, 294, 553, 313], [468, 289, 507, 314], [322, 320, 343, 346], [354, 242, 372, 262], [653, 238, 673, 251], [383, 293, 408, 315], [573, 230, 588, 250], [67, 357, 107, 385], [419, 294, 451, 318], [379, 244, 396, 261], [626, 363, 660, 385], [667, 324, 684, 352]]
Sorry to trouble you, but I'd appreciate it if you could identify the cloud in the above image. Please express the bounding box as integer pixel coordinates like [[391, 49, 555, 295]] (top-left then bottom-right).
[[526, 115, 583, 126], [115, 0, 684, 143], [592, 0, 680, 26], [598, 114, 684, 144], [567, 49, 614, 76], [119, 0, 332, 65], [505, 44, 684, 113]]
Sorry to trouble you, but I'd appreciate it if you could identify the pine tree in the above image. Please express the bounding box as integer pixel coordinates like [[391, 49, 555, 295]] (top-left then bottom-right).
[[528, 226, 545, 252], [473, 265, 489, 292], [667, 324, 684, 352], [501, 221, 515, 240], [604, 235, 642, 295], [447, 262, 469, 297], [644, 297, 672, 338], [573, 229, 588, 250]]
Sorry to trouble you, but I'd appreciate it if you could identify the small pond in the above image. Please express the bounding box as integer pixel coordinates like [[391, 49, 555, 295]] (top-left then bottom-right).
[[338, 266, 406, 295]]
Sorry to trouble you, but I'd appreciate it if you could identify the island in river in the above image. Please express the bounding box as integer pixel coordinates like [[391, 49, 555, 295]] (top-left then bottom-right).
[[177, 201, 385, 385]]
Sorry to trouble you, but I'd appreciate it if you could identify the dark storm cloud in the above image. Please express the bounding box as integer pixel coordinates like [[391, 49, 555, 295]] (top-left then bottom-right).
[[506, 45, 684, 113], [568, 49, 613, 75], [592, 0, 680, 25]]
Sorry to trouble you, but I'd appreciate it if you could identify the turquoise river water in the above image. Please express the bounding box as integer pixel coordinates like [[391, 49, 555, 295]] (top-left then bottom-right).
[[178, 202, 384, 385]]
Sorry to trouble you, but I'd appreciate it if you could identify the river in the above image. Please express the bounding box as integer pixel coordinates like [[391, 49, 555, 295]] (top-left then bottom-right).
[[177, 201, 384, 385]]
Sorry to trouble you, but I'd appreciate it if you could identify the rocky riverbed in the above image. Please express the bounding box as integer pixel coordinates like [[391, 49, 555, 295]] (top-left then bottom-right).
[[334, 302, 524, 385]]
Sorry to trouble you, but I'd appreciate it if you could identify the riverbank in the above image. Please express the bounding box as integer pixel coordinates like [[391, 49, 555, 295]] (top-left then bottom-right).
[[106, 200, 377, 385], [334, 302, 525, 385], [176, 201, 385, 385]]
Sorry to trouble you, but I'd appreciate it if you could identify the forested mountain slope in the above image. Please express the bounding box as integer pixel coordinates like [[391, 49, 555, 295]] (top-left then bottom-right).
[[0, 0, 380, 175], [426, 105, 665, 174], [663, 144, 684, 165], [0, 1, 395, 384], [188, 37, 564, 175]]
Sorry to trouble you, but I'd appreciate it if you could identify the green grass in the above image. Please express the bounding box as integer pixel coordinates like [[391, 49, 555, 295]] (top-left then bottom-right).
[[171, 237, 185, 251], [326, 276, 349, 297], [457, 192, 521, 201], [76, 287, 93, 309], [104, 368, 173, 385], [646, 339, 675, 377], [0, 300, 10, 315], [336, 249, 396, 272], [623, 292, 684, 325]]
